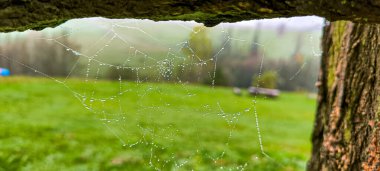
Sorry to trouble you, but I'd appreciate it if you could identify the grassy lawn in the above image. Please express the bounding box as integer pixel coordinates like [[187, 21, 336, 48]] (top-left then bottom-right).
[[0, 77, 316, 171]]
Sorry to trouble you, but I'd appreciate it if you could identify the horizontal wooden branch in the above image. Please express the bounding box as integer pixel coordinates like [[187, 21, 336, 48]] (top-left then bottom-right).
[[1, 0, 380, 32]]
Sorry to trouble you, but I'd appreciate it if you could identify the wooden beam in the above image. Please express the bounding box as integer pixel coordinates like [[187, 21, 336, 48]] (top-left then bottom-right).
[[1, 0, 380, 32]]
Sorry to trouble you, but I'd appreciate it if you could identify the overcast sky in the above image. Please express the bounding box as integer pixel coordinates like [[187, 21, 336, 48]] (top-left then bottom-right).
[[221, 16, 325, 31], [54, 16, 326, 33]]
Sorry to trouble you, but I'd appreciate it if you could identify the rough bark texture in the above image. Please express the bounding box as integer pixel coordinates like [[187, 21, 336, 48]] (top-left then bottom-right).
[[2, 0, 380, 32], [308, 21, 380, 171]]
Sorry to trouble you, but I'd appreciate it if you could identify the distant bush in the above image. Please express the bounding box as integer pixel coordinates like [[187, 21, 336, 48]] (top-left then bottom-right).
[[107, 66, 136, 81], [200, 67, 229, 86], [252, 71, 278, 89]]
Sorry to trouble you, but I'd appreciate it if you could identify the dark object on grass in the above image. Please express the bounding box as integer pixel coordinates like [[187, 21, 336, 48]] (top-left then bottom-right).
[[248, 87, 280, 98]]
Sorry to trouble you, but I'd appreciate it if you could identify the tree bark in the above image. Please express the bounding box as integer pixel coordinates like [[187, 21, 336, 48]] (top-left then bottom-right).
[[308, 21, 380, 171], [3, 0, 380, 32]]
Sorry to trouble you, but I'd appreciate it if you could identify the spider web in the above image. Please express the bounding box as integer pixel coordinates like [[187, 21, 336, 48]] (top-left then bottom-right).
[[0, 17, 323, 170]]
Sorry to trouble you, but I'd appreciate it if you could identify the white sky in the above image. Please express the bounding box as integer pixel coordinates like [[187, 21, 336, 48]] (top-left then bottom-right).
[[221, 16, 325, 31], [58, 16, 325, 33]]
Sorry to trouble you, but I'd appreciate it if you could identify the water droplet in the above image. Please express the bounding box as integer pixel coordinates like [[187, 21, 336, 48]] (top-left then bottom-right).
[[73, 51, 81, 56]]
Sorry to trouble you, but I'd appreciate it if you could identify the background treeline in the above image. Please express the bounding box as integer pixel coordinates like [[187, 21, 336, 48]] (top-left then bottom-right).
[[209, 26, 319, 92], [107, 25, 320, 92], [0, 21, 320, 92], [0, 31, 81, 77]]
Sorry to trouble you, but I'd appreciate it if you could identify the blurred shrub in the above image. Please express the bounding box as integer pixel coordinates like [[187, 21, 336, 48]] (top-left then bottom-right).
[[252, 71, 278, 89], [203, 67, 229, 86], [107, 66, 136, 81]]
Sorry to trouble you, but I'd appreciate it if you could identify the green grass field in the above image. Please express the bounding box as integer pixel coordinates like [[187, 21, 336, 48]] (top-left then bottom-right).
[[0, 77, 316, 171]]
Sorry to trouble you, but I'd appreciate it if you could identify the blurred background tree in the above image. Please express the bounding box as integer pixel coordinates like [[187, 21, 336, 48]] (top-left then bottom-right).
[[0, 30, 81, 77], [252, 71, 278, 89], [181, 25, 214, 84]]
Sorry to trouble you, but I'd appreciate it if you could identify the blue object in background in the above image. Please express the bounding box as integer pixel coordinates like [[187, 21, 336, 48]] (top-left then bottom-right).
[[0, 68, 10, 76]]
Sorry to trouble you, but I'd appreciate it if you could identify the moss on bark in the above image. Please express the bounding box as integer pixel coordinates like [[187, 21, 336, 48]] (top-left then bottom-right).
[[308, 21, 380, 171], [2, 0, 380, 32]]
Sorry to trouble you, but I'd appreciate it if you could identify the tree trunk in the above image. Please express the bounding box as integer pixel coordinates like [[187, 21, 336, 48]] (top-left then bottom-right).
[[308, 21, 380, 171]]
